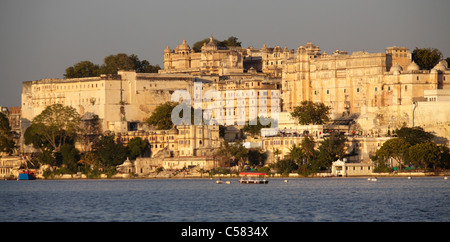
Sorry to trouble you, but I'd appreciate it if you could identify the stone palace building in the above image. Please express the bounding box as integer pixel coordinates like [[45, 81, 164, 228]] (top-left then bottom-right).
[[18, 36, 450, 173]]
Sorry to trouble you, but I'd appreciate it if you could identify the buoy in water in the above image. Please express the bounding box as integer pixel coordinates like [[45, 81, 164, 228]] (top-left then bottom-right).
[[444, 177, 448, 180], [284, 180, 288, 183], [408, 176, 412, 179]]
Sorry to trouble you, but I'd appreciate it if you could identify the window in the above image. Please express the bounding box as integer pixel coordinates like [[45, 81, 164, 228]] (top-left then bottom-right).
[[327, 90, 329, 94], [357, 88, 360, 93], [405, 85, 408, 91], [375, 87, 377, 92]]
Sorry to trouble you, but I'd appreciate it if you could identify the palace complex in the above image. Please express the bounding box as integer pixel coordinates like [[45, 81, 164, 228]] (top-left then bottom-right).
[[7, 36, 450, 177]]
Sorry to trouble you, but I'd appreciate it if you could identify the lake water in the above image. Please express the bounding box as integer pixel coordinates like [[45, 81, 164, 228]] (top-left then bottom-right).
[[0, 177, 449, 222]]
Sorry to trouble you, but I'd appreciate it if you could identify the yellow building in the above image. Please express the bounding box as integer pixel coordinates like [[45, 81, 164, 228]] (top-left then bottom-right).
[[161, 36, 245, 76], [282, 43, 450, 122], [20, 38, 450, 164], [117, 125, 221, 159]]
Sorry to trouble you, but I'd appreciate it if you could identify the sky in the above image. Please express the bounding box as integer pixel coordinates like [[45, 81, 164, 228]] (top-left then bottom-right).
[[1, 0, 449, 107]]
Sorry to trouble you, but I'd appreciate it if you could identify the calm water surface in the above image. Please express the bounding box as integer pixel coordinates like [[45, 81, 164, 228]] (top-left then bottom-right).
[[0, 177, 448, 222]]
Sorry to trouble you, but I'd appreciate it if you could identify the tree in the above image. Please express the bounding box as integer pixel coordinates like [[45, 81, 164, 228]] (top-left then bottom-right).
[[247, 149, 267, 167], [375, 138, 409, 169], [128, 54, 161, 73], [93, 135, 127, 168], [59, 143, 80, 172], [220, 36, 242, 48], [395, 126, 434, 146], [31, 104, 81, 152], [215, 141, 248, 167], [412, 47, 442, 70], [127, 137, 150, 160], [0, 112, 15, 155], [192, 36, 242, 52], [79, 114, 102, 153], [288, 144, 304, 165], [318, 133, 347, 159], [24, 123, 53, 151], [313, 133, 347, 171], [243, 117, 273, 137], [146, 102, 179, 130], [301, 135, 317, 164], [274, 158, 298, 175], [100, 53, 135, 74], [146, 102, 195, 130], [437, 145, 450, 169], [64, 61, 100, 78], [64, 53, 160, 78], [408, 142, 440, 170], [290, 101, 331, 125]]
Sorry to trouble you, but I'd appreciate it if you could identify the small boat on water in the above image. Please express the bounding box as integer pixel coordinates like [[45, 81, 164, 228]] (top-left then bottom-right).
[[18, 170, 36, 180], [239, 172, 269, 184]]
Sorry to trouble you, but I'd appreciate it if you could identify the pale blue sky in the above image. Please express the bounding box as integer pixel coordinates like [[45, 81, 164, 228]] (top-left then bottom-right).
[[1, 0, 449, 107]]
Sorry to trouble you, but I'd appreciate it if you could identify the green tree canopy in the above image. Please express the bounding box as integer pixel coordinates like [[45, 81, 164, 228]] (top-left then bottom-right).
[[100, 53, 136, 74], [395, 126, 434, 146], [146, 101, 179, 130], [64, 61, 100, 78], [287, 135, 317, 167], [305, 133, 347, 171], [290, 101, 331, 125], [274, 158, 298, 175], [59, 143, 81, 172], [64, 53, 160, 78], [146, 102, 195, 130], [93, 134, 127, 168], [375, 138, 409, 169], [30, 104, 81, 152], [412, 47, 442, 70], [192, 36, 242, 52], [247, 149, 267, 167], [127, 137, 150, 160], [215, 141, 248, 167], [0, 112, 15, 155], [288, 144, 305, 165], [317, 133, 347, 161], [243, 117, 274, 137], [408, 142, 440, 169], [24, 123, 54, 151]]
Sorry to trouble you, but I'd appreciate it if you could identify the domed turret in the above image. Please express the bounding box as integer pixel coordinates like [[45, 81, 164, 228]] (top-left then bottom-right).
[[390, 63, 403, 74], [432, 60, 448, 71], [178, 40, 190, 51], [406, 61, 419, 71], [201, 35, 218, 52], [164, 45, 172, 53]]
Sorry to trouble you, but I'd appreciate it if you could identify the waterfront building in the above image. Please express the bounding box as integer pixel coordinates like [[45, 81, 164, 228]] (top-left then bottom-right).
[[114, 124, 222, 175], [0, 156, 23, 179], [19, 38, 450, 171], [331, 159, 374, 177]]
